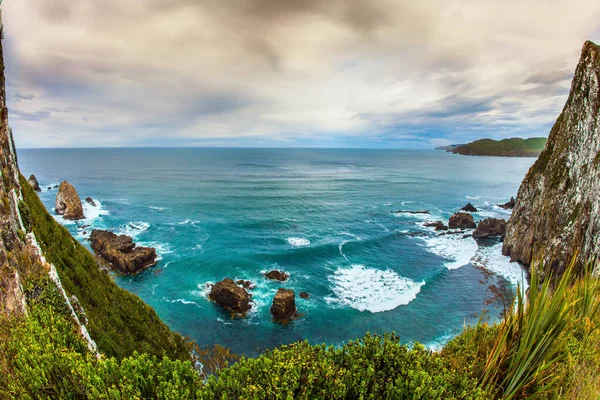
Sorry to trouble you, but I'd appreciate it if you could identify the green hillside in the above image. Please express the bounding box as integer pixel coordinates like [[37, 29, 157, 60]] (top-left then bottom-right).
[[451, 137, 547, 157]]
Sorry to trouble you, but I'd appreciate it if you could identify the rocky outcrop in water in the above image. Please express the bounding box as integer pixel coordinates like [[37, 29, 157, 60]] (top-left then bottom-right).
[[449, 212, 476, 229], [498, 197, 516, 210], [270, 288, 297, 323], [424, 221, 448, 231], [56, 181, 84, 220], [27, 175, 41, 192], [264, 270, 289, 281], [473, 218, 506, 239], [89, 230, 157, 274], [503, 41, 600, 277], [461, 203, 478, 212], [85, 197, 96, 207], [209, 278, 252, 317]]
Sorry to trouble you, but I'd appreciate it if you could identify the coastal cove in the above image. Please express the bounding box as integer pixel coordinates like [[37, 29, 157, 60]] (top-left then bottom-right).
[[18, 148, 532, 356]]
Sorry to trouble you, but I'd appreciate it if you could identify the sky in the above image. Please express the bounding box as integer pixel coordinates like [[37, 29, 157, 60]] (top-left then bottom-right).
[[4, 0, 600, 148]]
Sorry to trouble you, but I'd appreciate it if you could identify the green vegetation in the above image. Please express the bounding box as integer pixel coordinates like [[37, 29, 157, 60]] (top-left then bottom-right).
[[3, 174, 599, 399], [19, 174, 191, 361], [452, 137, 547, 157]]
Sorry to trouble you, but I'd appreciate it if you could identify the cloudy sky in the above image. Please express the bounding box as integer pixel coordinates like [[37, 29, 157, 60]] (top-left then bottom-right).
[[4, 0, 600, 148]]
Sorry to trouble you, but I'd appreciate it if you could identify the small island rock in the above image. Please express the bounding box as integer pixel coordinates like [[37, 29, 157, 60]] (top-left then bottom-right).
[[498, 197, 516, 210], [209, 278, 252, 317], [461, 203, 478, 212], [56, 181, 85, 220], [270, 288, 298, 322], [28, 174, 41, 192], [448, 212, 476, 229], [89, 230, 157, 274], [85, 197, 97, 207], [424, 220, 448, 231], [264, 270, 289, 281], [473, 218, 507, 239]]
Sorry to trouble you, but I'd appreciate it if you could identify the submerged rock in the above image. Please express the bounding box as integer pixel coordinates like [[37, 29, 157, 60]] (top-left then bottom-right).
[[27, 175, 41, 192], [498, 197, 516, 210], [461, 203, 478, 212], [423, 220, 448, 231], [300, 292, 310, 299], [236, 280, 255, 290], [89, 230, 157, 274], [473, 218, 506, 239], [264, 270, 289, 282], [209, 278, 252, 317], [392, 210, 430, 214], [448, 212, 476, 229], [55, 181, 84, 220], [270, 288, 298, 323], [85, 197, 97, 207]]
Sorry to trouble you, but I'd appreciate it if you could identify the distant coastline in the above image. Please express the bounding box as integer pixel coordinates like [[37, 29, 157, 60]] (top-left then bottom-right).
[[437, 137, 547, 157]]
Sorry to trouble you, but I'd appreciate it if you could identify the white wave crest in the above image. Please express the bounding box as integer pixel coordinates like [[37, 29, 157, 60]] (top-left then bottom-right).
[[466, 195, 480, 200], [287, 237, 310, 247], [326, 264, 424, 313], [118, 221, 150, 238], [421, 233, 479, 270]]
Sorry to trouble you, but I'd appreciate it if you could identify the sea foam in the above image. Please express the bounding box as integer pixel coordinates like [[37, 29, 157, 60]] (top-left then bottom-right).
[[326, 264, 424, 313], [471, 243, 528, 293], [287, 237, 310, 247], [421, 233, 479, 270]]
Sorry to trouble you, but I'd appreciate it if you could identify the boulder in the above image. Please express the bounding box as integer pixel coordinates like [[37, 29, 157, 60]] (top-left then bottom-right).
[[300, 292, 310, 299], [85, 197, 97, 207], [423, 220, 448, 231], [270, 288, 297, 322], [55, 181, 84, 220], [208, 278, 252, 317], [498, 197, 516, 210], [47, 186, 52, 190], [461, 203, 478, 212], [236, 280, 255, 290], [473, 218, 507, 239], [89, 230, 157, 274], [264, 270, 289, 281], [27, 175, 41, 192], [448, 212, 476, 229], [392, 210, 430, 214]]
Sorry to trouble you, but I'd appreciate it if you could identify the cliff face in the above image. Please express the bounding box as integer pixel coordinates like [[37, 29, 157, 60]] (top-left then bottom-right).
[[503, 41, 600, 277]]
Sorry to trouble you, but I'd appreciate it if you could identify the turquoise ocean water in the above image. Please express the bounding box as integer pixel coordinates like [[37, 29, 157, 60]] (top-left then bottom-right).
[[18, 148, 534, 356]]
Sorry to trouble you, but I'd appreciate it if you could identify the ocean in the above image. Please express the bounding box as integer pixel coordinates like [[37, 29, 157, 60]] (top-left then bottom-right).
[[18, 148, 533, 356]]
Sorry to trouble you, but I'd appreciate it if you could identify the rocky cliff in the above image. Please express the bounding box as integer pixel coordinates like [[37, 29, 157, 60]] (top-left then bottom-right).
[[503, 41, 600, 277]]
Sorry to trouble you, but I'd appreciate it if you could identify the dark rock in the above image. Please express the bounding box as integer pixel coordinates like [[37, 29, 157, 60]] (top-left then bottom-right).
[[498, 197, 516, 210], [47, 186, 52, 190], [270, 288, 298, 322], [300, 292, 310, 299], [55, 181, 84, 220], [264, 270, 289, 281], [208, 278, 252, 317], [85, 197, 97, 207], [461, 203, 478, 212], [27, 175, 41, 191], [473, 218, 507, 239], [236, 280, 256, 290], [448, 212, 476, 229], [89, 230, 157, 274], [53, 185, 59, 188], [392, 210, 430, 214], [423, 220, 448, 231], [403, 231, 428, 237]]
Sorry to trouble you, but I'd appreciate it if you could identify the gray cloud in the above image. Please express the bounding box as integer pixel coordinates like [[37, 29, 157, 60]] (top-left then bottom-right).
[[4, 0, 600, 147]]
